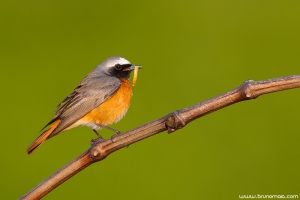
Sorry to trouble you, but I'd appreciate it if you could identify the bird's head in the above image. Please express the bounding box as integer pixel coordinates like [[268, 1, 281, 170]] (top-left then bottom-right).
[[99, 56, 141, 79]]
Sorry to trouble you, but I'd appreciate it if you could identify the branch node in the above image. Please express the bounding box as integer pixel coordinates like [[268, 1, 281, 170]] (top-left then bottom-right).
[[89, 143, 104, 160], [90, 149, 101, 159], [166, 110, 186, 133], [242, 79, 256, 99]]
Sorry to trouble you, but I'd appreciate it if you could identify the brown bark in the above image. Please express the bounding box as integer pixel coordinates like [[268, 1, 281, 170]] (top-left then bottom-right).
[[20, 74, 300, 200]]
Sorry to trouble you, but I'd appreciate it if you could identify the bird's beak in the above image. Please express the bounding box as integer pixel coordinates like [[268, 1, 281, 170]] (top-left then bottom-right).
[[123, 65, 142, 71]]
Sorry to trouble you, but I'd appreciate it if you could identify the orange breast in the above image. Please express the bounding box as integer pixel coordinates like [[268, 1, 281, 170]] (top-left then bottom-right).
[[79, 78, 132, 127]]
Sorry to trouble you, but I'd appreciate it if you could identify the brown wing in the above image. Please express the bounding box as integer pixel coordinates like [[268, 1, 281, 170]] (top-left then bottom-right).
[[44, 73, 121, 138]]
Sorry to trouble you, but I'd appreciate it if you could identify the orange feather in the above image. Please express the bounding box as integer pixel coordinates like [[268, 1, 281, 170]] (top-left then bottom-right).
[[72, 78, 132, 128], [27, 120, 61, 154]]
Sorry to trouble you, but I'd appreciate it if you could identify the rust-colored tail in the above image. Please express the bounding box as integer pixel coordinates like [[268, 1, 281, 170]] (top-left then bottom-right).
[[27, 120, 61, 154]]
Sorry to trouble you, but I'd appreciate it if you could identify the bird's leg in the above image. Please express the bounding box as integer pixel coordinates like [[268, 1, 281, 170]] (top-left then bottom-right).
[[93, 129, 104, 139], [101, 125, 121, 134], [106, 126, 123, 143], [91, 125, 122, 145], [90, 129, 104, 145]]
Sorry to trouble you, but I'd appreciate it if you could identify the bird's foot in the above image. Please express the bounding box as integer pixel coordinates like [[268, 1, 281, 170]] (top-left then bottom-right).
[[110, 131, 122, 143], [91, 129, 105, 145], [90, 137, 105, 146], [110, 132, 130, 148]]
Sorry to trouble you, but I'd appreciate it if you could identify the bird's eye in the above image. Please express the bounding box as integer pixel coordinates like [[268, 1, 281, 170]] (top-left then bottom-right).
[[115, 64, 122, 70]]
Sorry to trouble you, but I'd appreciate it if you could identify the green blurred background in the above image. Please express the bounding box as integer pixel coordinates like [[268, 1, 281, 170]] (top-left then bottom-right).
[[1, 0, 300, 199]]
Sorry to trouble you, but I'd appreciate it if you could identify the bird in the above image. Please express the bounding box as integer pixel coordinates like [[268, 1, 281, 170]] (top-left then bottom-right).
[[27, 56, 142, 154]]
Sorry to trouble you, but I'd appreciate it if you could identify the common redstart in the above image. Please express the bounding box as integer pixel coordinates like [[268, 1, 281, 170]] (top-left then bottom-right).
[[27, 56, 142, 154]]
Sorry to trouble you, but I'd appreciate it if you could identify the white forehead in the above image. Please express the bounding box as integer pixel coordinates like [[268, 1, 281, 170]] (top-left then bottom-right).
[[117, 57, 131, 65], [103, 56, 131, 68]]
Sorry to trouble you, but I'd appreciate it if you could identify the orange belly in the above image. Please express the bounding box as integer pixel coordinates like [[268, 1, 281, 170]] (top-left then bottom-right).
[[70, 78, 132, 130]]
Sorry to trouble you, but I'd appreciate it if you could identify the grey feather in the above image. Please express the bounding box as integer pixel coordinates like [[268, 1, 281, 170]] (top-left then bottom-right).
[[48, 74, 121, 138]]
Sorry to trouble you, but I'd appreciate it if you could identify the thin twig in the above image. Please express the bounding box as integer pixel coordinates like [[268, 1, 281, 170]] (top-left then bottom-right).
[[20, 74, 300, 200]]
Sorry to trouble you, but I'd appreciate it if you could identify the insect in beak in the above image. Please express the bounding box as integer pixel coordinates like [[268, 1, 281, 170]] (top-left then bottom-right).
[[132, 65, 142, 86]]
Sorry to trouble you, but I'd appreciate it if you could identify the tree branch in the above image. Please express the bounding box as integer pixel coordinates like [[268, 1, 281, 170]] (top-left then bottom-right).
[[20, 74, 300, 200]]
